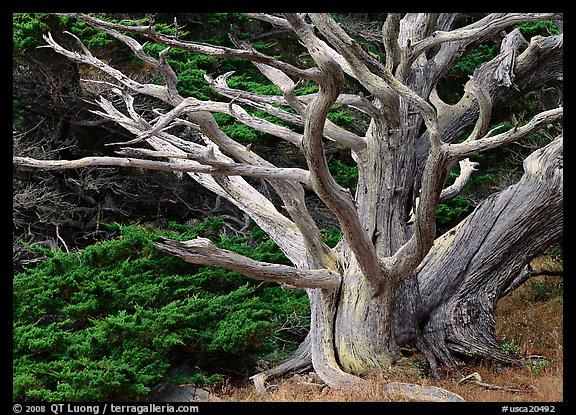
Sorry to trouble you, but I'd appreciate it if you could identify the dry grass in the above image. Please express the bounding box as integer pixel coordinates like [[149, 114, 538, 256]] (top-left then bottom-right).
[[211, 256, 563, 403]]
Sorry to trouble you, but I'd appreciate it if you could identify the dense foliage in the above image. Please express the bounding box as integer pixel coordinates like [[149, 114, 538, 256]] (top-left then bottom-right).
[[13, 218, 311, 402]]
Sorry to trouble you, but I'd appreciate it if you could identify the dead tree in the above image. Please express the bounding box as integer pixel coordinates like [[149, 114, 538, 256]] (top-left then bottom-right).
[[14, 13, 562, 397]]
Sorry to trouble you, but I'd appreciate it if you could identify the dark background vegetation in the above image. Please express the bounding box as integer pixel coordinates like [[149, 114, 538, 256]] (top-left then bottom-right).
[[12, 13, 562, 401]]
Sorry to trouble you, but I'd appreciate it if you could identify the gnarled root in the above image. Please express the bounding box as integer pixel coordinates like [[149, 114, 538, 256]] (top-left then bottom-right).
[[250, 333, 313, 394]]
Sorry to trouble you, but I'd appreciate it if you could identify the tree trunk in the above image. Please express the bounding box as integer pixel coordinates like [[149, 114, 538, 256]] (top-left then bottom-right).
[[414, 137, 563, 368], [332, 259, 401, 374], [256, 136, 562, 385]]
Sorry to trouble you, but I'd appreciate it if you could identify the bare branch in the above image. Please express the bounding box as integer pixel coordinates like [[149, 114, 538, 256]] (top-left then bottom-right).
[[462, 80, 493, 144], [447, 108, 563, 160], [452, 27, 526, 144], [439, 159, 479, 202], [80, 19, 180, 98], [244, 13, 292, 29], [407, 13, 562, 70], [310, 13, 441, 150], [208, 72, 378, 131], [228, 36, 367, 151], [435, 31, 562, 145], [306, 13, 400, 122], [154, 238, 340, 289], [382, 13, 401, 71], [62, 13, 324, 84], [37, 65, 311, 264], [42, 31, 172, 102], [13, 154, 311, 183], [42, 25, 326, 265], [494, 28, 529, 88], [286, 13, 382, 290]]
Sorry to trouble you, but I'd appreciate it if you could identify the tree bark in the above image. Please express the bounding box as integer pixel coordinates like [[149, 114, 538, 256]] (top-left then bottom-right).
[[413, 137, 563, 368]]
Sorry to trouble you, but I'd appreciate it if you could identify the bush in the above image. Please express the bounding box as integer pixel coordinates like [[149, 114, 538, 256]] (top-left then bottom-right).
[[13, 219, 310, 402], [435, 195, 472, 230], [328, 158, 358, 190]]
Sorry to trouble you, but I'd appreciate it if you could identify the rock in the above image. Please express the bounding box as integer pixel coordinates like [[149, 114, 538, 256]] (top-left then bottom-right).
[[147, 358, 223, 402], [382, 381, 465, 402], [148, 383, 222, 402]]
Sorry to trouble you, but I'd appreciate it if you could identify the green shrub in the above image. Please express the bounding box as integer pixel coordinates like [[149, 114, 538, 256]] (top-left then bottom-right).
[[327, 105, 355, 128], [437, 41, 499, 103], [13, 219, 309, 401], [452, 43, 500, 76], [213, 113, 262, 143], [435, 195, 472, 229], [14, 13, 146, 54], [13, 13, 53, 52], [226, 73, 282, 96], [321, 228, 343, 248], [516, 20, 561, 38], [328, 158, 358, 190]]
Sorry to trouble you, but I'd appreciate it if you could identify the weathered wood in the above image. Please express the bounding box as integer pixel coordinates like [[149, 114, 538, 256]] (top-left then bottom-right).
[[13, 155, 310, 183], [415, 137, 562, 366], [155, 238, 340, 289]]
